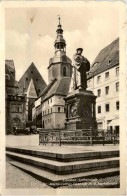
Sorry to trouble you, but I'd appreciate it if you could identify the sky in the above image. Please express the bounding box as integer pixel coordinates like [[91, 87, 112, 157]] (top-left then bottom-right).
[[5, 5, 119, 84]]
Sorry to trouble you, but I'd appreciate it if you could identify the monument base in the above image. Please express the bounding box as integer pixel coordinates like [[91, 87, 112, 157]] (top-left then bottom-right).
[[65, 120, 97, 130], [64, 89, 97, 130]]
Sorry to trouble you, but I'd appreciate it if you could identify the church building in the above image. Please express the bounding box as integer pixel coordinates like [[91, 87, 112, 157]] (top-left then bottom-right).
[[34, 17, 72, 129], [18, 62, 47, 123]]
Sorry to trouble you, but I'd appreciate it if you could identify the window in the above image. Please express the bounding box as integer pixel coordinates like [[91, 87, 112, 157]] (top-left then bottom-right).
[[17, 105, 22, 112], [97, 75, 101, 84], [26, 77, 28, 81], [36, 78, 38, 81], [97, 122, 103, 129], [116, 82, 119, 92], [108, 59, 111, 64], [116, 101, 119, 110], [10, 104, 16, 112], [50, 98, 52, 103], [105, 72, 109, 79], [97, 89, 101, 97], [43, 111, 44, 116], [48, 109, 49, 114], [58, 107, 60, 113], [105, 86, 109, 95], [105, 103, 110, 112], [51, 108, 52, 113], [63, 67, 66, 77], [31, 71, 33, 74], [115, 126, 119, 134], [116, 67, 119, 76], [10, 104, 22, 113], [98, 106, 101, 113]]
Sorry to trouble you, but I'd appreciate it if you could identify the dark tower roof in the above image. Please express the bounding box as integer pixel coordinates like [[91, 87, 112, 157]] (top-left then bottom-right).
[[18, 62, 47, 97], [54, 16, 66, 52]]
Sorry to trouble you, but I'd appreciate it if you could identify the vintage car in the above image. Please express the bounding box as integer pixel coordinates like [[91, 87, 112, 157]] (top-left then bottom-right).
[[12, 126, 31, 135], [30, 126, 38, 134]]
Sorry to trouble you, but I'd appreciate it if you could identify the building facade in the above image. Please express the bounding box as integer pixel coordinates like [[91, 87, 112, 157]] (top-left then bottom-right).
[[87, 38, 119, 133], [5, 60, 26, 134]]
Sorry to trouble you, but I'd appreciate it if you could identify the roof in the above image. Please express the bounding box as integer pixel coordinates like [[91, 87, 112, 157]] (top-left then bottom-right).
[[5, 59, 16, 87], [87, 38, 119, 79], [5, 66, 17, 87], [18, 62, 47, 96], [37, 78, 57, 100], [48, 53, 72, 69], [5, 60, 15, 70], [40, 77, 71, 102]]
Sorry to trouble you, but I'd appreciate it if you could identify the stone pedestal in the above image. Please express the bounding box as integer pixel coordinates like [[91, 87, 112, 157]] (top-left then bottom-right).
[[64, 89, 97, 130]]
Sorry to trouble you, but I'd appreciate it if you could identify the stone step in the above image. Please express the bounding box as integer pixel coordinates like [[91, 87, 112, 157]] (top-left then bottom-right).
[[8, 160, 120, 188], [6, 146, 119, 162], [6, 151, 119, 175]]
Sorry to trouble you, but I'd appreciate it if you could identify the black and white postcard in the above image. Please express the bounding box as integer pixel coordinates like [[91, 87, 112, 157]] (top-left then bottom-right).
[[0, 1, 126, 195]]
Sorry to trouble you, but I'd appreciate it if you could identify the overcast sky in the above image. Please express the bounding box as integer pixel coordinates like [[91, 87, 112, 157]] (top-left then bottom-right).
[[5, 5, 119, 83]]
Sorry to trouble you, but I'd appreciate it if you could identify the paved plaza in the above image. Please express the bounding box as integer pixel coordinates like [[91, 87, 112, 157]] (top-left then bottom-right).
[[6, 134, 119, 188], [6, 134, 39, 147]]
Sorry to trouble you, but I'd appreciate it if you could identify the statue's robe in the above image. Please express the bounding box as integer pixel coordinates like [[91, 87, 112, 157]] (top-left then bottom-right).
[[69, 57, 90, 92]]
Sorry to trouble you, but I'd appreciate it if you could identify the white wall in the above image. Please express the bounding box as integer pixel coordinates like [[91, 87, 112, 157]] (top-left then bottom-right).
[[41, 95, 66, 129], [87, 65, 119, 130]]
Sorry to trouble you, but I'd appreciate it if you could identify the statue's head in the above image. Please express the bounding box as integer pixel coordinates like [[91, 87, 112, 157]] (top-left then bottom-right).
[[73, 48, 84, 66], [76, 48, 83, 55]]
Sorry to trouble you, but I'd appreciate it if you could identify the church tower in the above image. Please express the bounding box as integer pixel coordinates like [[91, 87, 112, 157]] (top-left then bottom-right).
[[48, 17, 72, 82]]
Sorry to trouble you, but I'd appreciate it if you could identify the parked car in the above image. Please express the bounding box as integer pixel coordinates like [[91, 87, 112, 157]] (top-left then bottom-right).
[[30, 126, 38, 134], [12, 126, 31, 135]]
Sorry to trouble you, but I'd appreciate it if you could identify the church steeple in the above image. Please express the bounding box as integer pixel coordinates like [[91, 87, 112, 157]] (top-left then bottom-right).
[[54, 16, 66, 53], [48, 16, 72, 83]]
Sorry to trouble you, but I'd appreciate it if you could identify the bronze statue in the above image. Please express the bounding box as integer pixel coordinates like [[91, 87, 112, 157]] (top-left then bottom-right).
[[70, 48, 90, 91]]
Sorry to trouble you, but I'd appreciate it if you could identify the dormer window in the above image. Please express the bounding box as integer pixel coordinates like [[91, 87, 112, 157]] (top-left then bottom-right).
[[92, 62, 99, 67]]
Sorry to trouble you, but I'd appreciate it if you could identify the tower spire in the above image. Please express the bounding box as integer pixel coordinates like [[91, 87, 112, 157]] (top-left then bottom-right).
[[58, 15, 61, 25], [54, 16, 66, 53]]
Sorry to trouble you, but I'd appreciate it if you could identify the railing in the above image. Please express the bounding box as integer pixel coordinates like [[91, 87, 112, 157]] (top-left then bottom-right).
[[39, 129, 119, 146]]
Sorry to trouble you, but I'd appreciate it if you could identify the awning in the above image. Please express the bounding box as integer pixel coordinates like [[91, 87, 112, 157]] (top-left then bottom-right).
[[108, 119, 119, 127]]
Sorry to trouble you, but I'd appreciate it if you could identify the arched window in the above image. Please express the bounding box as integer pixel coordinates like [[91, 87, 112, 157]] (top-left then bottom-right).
[[63, 67, 66, 77]]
